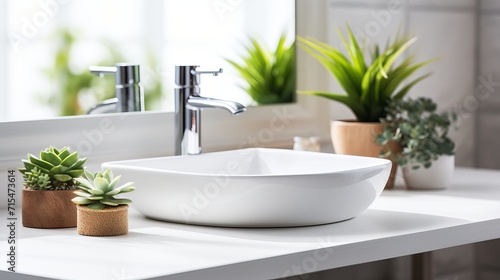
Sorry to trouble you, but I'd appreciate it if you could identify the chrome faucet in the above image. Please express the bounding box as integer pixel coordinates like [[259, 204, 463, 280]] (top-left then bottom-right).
[[175, 65, 246, 155], [88, 63, 144, 114]]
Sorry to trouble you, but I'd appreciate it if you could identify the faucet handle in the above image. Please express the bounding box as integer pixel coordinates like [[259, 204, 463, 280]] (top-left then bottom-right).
[[89, 66, 117, 77], [190, 68, 223, 76], [89, 63, 140, 85], [175, 65, 223, 87]]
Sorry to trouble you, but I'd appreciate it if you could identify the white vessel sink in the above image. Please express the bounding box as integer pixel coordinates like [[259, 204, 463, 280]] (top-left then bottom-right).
[[102, 148, 391, 227]]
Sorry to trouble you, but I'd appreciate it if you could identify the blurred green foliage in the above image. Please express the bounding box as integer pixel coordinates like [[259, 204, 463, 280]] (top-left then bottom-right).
[[226, 34, 295, 105], [42, 28, 163, 116]]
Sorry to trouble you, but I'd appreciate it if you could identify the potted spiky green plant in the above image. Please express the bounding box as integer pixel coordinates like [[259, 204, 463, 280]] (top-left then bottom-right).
[[297, 25, 434, 189], [226, 34, 295, 105], [72, 169, 135, 236], [19, 146, 86, 228]]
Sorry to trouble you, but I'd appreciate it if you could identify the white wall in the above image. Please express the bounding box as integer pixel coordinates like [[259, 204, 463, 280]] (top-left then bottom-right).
[[294, 0, 500, 279], [299, 0, 477, 167], [477, 1, 500, 169]]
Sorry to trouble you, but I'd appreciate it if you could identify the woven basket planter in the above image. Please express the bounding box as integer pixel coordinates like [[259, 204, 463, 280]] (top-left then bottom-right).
[[76, 205, 128, 236]]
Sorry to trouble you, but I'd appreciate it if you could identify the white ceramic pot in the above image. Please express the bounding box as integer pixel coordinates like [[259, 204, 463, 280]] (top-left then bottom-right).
[[403, 155, 455, 190]]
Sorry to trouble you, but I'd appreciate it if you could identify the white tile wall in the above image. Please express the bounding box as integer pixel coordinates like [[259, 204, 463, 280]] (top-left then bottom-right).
[[320, 0, 500, 276], [409, 0, 476, 8], [481, 0, 500, 11], [479, 14, 500, 111], [477, 112, 500, 167], [407, 9, 476, 166], [478, 10, 500, 169], [329, 0, 400, 6]]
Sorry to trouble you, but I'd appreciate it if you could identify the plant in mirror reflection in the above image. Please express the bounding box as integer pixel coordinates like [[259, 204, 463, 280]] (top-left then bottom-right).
[[40, 28, 162, 116], [225, 34, 295, 105]]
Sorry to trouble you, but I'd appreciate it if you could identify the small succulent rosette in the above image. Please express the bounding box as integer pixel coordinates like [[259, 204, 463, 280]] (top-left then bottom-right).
[[72, 169, 135, 210]]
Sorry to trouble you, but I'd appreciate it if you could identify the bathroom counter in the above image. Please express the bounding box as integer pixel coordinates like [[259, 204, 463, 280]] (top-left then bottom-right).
[[2, 167, 500, 280]]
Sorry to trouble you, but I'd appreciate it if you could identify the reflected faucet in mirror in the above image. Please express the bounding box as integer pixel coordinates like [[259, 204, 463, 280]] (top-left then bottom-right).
[[175, 65, 246, 156], [87, 63, 144, 114]]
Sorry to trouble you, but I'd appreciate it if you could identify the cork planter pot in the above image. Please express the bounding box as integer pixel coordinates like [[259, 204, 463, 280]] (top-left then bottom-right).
[[22, 189, 77, 228], [76, 205, 128, 236], [331, 120, 400, 190]]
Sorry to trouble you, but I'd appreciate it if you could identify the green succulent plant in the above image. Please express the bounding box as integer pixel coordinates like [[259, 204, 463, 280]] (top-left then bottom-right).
[[297, 25, 434, 122], [226, 34, 295, 105], [376, 97, 457, 169], [72, 169, 135, 210], [19, 146, 87, 190]]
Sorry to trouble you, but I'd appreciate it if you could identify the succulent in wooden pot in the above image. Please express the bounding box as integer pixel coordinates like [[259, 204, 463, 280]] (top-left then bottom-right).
[[72, 169, 135, 236], [19, 146, 86, 228]]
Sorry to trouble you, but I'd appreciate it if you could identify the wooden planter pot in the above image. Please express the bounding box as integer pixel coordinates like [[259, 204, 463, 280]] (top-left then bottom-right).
[[331, 120, 400, 189], [22, 189, 77, 228], [76, 205, 128, 236]]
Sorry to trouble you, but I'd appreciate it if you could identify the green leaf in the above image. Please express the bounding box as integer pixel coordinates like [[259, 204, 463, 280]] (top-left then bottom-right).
[[112, 198, 133, 204], [22, 160, 49, 173], [58, 148, 71, 159], [379, 37, 418, 78], [71, 197, 94, 204], [100, 197, 119, 206], [28, 154, 54, 170], [102, 168, 113, 183], [87, 203, 105, 210], [66, 169, 84, 178], [68, 158, 86, 170], [60, 151, 78, 167], [393, 73, 432, 100], [73, 190, 92, 197], [118, 186, 136, 193], [49, 165, 67, 175], [88, 189, 104, 195], [51, 147, 60, 154], [53, 174, 72, 182], [108, 175, 122, 190], [93, 177, 109, 191], [75, 177, 94, 190], [298, 90, 367, 121], [101, 198, 132, 206], [226, 34, 295, 105], [84, 169, 94, 181], [40, 151, 62, 165], [106, 182, 135, 195]]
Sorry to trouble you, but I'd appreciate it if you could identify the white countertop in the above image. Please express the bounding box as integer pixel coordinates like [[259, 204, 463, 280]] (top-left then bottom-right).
[[2, 167, 500, 280]]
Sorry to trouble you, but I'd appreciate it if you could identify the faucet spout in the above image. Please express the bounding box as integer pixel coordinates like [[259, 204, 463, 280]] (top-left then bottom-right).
[[87, 63, 144, 114], [187, 96, 246, 115], [174, 65, 246, 156]]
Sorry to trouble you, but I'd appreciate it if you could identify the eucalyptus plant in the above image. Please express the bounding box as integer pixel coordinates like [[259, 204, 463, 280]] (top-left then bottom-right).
[[19, 146, 87, 190], [72, 169, 135, 210], [375, 97, 457, 169], [226, 34, 295, 105], [297, 26, 434, 122]]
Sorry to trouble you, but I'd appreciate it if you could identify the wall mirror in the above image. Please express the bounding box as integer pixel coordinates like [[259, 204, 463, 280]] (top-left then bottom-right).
[[1, 0, 295, 122]]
